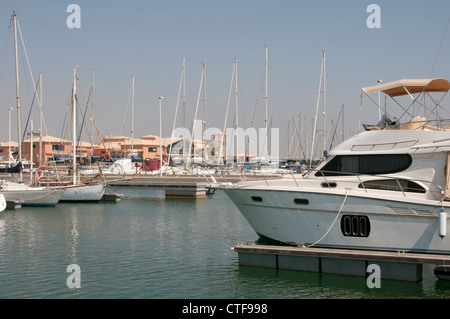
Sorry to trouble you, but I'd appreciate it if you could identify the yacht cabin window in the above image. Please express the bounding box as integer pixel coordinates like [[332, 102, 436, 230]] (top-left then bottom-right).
[[358, 179, 426, 193], [315, 154, 412, 176]]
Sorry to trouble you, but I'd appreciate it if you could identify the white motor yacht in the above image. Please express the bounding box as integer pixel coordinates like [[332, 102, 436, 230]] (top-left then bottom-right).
[[210, 78, 450, 255]]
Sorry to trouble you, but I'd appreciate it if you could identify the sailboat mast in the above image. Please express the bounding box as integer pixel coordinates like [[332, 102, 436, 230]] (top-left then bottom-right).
[[39, 73, 43, 167], [30, 119, 33, 183], [72, 67, 77, 184], [265, 44, 268, 161], [203, 62, 207, 134], [183, 56, 186, 129], [341, 104, 344, 141], [91, 69, 95, 156], [310, 52, 324, 166], [131, 74, 135, 152], [182, 57, 187, 163], [287, 120, 290, 160], [235, 58, 238, 162], [322, 50, 326, 159], [12, 12, 22, 181]]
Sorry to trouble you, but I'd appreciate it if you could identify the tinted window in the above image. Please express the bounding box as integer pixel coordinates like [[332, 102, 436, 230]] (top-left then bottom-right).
[[358, 179, 426, 193], [293, 198, 309, 205], [316, 154, 412, 176], [251, 196, 263, 202]]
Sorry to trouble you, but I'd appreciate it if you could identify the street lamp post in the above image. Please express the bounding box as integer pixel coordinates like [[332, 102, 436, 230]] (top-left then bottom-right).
[[159, 96, 164, 177]]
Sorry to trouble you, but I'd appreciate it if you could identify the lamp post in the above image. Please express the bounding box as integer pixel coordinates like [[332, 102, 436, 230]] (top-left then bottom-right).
[[159, 96, 164, 177], [8, 107, 13, 167]]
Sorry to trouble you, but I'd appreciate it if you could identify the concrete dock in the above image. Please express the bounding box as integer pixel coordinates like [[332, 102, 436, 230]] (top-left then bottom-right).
[[233, 243, 450, 282], [101, 174, 278, 198], [2, 172, 284, 199]]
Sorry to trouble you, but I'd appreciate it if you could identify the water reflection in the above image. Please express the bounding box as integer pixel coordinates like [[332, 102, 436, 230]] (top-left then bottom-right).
[[0, 188, 449, 298]]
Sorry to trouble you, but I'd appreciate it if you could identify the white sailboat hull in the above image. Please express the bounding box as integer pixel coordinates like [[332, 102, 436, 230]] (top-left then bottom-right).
[[221, 183, 450, 255], [60, 183, 105, 202], [0, 182, 64, 206]]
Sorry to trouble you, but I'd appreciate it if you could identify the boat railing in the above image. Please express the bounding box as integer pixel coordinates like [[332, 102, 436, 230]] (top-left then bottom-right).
[[419, 118, 450, 130], [206, 164, 446, 202], [201, 163, 289, 187]]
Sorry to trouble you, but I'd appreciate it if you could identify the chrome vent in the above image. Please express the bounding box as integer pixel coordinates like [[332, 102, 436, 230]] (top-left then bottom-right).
[[387, 206, 435, 217]]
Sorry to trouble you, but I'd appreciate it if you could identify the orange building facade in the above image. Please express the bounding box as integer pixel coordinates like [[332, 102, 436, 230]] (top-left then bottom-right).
[[0, 134, 205, 167]]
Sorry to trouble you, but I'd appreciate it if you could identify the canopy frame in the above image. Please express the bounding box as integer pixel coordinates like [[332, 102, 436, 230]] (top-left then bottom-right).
[[361, 78, 450, 97], [360, 78, 450, 131]]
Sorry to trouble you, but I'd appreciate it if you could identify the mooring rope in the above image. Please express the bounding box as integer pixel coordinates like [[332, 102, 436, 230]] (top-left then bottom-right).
[[306, 188, 350, 248]]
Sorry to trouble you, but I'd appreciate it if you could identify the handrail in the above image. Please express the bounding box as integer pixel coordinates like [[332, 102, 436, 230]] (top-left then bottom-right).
[[356, 174, 367, 193], [395, 178, 406, 197], [318, 170, 331, 188], [203, 164, 445, 202], [291, 169, 299, 187], [260, 167, 269, 186]]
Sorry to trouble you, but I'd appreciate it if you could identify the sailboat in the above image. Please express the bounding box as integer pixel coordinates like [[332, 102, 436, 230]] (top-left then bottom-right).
[[0, 12, 64, 207], [58, 67, 105, 202]]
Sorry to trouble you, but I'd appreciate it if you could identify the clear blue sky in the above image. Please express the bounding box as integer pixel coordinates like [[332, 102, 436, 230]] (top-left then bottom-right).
[[0, 0, 449, 157]]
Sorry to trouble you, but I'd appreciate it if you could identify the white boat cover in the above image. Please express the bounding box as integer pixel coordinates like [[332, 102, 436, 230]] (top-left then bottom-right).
[[362, 78, 450, 97]]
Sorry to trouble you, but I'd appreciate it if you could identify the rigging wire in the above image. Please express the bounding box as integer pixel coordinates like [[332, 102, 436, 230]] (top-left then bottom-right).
[[429, 18, 450, 77], [76, 86, 92, 150], [250, 65, 265, 128], [21, 77, 39, 143], [218, 61, 236, 164]]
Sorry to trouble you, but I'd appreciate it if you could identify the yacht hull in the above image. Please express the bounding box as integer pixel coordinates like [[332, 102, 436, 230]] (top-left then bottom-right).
[[222, 186, 450, 255], [1, 188, 64, 206], [60, 183, 105, 202]]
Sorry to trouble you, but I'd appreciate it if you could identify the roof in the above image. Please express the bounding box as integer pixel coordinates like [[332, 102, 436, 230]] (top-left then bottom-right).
[[0, 141, 18, 147], [21, 135, 92, 146], [141, 135, 183, 146], [361, 78, 450, 97], [22, 135, 69, 143], [103, 135, 131, 142]]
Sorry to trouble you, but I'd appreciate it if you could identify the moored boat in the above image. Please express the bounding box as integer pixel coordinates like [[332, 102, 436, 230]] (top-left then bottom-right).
[[47, 67, 105, 202], [0, 181, 64, 207], [59, 183, 105, 202], [210, 78, 450, 255], [434, 264, 450, 280]]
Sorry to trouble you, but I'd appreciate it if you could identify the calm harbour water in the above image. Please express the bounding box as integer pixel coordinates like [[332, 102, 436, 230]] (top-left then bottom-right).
[[0, 187, 450, 299]]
